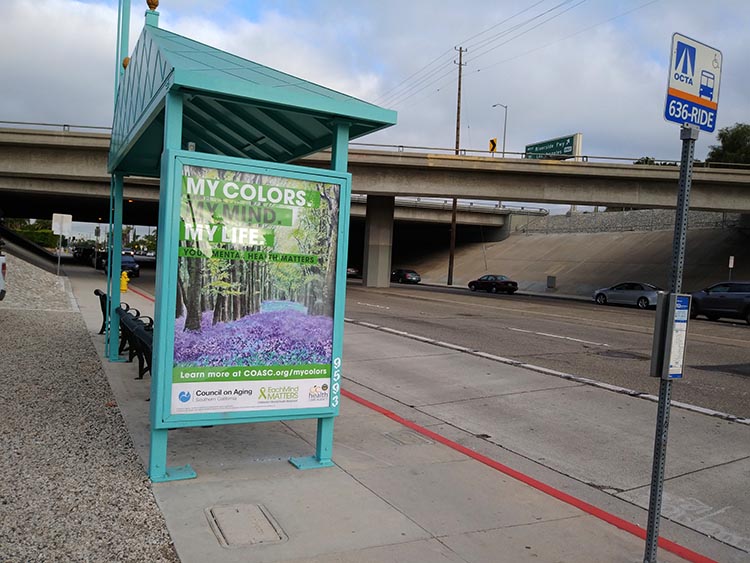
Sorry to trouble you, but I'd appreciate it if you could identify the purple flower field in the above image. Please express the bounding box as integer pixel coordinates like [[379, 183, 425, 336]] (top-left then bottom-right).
[[174, 310, 333, 367]]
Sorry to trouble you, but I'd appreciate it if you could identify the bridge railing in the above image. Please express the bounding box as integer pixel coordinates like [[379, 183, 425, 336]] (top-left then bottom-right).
[[3, 121, 749, 170], [350, 194, 548, 216], [0, 120, 112, 133]]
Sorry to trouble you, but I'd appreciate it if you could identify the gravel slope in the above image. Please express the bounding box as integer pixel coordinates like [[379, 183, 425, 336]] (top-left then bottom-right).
[[0, 254, 179, 562]]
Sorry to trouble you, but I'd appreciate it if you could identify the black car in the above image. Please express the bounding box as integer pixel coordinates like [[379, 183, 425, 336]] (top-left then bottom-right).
[[391, 269, 421, 284], [97, 254, 140, 278], [690, 281, 750, 324], [468, 274, 518, 294]]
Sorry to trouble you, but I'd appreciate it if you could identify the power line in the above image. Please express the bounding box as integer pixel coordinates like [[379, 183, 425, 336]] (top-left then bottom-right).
[[374, 49, 454, 105], [377, 56, 455, 107], [471, 0, 659, 75], [457, 0, 548, 48], [376, 0, 556, 107], [468, 0, 586, 63], [393, 0, 657, 111], [386, 1, 583, 109], [463, 0, 576, 53]]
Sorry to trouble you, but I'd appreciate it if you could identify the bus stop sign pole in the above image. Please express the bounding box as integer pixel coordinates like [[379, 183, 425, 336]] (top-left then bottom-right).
[[643, 124, 699, 563]]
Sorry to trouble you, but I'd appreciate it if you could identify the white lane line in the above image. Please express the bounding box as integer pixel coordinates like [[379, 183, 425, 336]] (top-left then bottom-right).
[[357, 301, 390, 310], [508, 327, 610, 347], [344, 318, 750, 426]]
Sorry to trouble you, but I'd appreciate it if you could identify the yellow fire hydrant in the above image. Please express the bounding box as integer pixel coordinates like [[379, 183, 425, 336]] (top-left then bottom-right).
[[120, 271, 130, 293]]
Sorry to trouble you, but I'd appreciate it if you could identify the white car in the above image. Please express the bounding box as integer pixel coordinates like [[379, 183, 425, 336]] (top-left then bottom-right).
[[0, 253, 6, 301], [593, 281, 661, 309]]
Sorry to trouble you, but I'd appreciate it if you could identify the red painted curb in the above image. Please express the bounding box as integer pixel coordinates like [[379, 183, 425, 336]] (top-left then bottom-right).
[[127, 285, 155, 302], [341, 388, 717, 563]]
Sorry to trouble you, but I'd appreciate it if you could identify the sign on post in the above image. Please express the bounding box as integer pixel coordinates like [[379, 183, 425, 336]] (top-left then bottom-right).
[[664, 33, 722, 132], [489, 138, 497, 153], [525, 133, 582, 160], [52, 213, 72, 236]]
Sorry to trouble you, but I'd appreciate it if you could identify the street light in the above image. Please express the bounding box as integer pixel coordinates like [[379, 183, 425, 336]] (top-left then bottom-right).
[[492, 103, 508, 157]]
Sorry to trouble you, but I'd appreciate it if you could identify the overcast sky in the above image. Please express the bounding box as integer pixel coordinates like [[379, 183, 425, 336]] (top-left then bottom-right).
[[2, 0, 749, 228]]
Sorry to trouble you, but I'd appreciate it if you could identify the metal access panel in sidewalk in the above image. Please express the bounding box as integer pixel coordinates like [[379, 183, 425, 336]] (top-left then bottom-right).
[[105, 1, 395, 482]]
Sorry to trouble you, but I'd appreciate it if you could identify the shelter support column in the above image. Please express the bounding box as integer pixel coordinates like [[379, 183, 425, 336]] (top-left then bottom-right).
[[291, 120, 350, 471], [363, 196, 395, 288], [106, 174, 124, 360], [149, 90, 195, 483]]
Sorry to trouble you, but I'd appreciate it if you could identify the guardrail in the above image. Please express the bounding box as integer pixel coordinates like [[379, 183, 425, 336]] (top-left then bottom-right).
[[2, 120, 748, 170], [350, 194, 548, 216]]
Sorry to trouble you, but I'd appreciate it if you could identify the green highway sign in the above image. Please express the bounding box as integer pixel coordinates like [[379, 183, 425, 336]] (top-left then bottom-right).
[[525, 133, 581, 160]]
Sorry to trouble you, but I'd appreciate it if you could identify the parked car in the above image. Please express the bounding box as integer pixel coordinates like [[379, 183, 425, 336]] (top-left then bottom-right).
[[391, 269, 421, 284], [120, 255, 140, 278], [690, 281, 750, 324], [593, 282, 661, 309], [346, 265, 361, 278], [468, 274, 518, 294], [97, 254, 140, 278], [122, 247, 135, 256]]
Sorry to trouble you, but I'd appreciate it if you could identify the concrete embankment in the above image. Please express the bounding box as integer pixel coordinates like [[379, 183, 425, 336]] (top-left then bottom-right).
[[410, 226, 749, 296]]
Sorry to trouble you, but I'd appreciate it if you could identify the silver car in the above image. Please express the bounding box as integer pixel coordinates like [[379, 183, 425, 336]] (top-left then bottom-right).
[[593, 282, 661, 309]]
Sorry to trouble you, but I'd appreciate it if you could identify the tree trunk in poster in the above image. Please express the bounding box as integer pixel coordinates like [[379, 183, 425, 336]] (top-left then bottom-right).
[[184, 251, 202, 331]]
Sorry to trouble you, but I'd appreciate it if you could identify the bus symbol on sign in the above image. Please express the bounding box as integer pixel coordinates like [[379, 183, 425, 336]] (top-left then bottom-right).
[[664, 33, 722, 133], [699, 70, 715, 101]]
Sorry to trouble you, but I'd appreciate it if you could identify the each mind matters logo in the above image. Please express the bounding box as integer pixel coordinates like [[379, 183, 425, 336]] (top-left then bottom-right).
[[258, 385, 299, 404]]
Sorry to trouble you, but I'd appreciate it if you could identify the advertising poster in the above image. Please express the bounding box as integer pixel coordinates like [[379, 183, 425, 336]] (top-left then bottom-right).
[[171, 165, 340, 415]]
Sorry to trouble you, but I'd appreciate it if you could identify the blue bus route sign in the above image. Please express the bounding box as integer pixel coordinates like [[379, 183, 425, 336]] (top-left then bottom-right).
[[664, 33, 722, 133]]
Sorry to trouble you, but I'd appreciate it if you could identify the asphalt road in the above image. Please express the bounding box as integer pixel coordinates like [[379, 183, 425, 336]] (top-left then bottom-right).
[[91, 259, 749, 419], [344, 281, 750, 419]]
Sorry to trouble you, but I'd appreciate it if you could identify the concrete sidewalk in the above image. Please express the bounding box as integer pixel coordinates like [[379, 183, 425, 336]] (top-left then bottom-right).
[[66, 271, 744, 563]]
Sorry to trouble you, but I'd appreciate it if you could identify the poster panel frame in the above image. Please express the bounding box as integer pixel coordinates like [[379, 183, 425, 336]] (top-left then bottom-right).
[[151, 150, 351, 429]]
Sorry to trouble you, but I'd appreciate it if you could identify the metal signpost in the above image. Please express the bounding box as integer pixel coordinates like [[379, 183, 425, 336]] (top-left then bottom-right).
[[51, 213, 72, 276], [643, 33, 722, 563]]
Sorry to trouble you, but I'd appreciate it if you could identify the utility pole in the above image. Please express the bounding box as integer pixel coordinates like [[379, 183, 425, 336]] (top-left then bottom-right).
[[448, 46, 466, 286]]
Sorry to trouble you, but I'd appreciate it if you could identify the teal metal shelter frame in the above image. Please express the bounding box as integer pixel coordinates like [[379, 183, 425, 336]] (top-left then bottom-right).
[[107, 2, 395, 482]]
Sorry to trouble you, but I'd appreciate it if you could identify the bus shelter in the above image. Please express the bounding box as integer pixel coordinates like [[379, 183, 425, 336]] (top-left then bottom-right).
[[106, 3, 396, 482]]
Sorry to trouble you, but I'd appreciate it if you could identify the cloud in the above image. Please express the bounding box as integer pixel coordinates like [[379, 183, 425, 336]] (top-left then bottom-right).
[[2, 0, 747, 166]]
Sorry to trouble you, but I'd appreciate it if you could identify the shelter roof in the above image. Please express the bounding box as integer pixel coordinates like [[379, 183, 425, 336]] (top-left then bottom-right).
[[109, 22, 396, 176]]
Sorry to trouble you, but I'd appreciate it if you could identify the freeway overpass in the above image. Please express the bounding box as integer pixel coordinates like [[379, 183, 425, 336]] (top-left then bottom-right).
[[1, 127, 749, 286], [2, 128, 750, 213]]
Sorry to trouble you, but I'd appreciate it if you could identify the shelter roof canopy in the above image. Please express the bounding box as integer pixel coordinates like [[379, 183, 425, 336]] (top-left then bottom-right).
[[109, 23, 396, 176]]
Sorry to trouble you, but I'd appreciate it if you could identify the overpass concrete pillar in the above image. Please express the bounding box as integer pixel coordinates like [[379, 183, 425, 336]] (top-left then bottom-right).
[[363, 195, 395, 288]]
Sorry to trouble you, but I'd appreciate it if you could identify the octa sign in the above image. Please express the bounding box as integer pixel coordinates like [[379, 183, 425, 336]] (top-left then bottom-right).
[[664, 33, 722, 132]]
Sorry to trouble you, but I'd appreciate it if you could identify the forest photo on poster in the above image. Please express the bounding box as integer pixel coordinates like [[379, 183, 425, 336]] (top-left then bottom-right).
[[173, 165, 340, 380]]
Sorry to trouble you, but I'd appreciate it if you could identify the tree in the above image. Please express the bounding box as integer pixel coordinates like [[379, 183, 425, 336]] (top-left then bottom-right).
[[707, 123, 750, 164]]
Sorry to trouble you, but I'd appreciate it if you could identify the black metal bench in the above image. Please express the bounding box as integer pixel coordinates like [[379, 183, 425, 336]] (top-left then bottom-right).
[[94, 289, 107, 334], [115, 304, 154, 379]]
